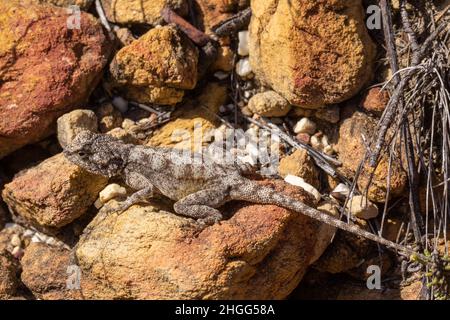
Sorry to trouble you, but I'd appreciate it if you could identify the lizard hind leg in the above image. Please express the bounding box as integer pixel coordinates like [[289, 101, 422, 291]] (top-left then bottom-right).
[[173, 187, 231, 225]]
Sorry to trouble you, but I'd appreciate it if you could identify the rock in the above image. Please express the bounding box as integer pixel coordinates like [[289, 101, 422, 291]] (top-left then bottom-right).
[[76, 180, 334, 299], [334, 107, 407, 202], [294, 118, 317, 135], [248, 0, 376, 108], [278, 149, 319, 188], [330, 183, 351, 201], [284, 175, 321, 203], [315, 106, 340, 124], [361, 87, 390, 113], [313, 224, 373, 274], [247, 91, 291, 117], [148, 83, 227, 151], [100, 0, 188, 26], [57, 110, 98, 149], [194, 0, 242, 32], [238, 31, 250, 56], [345, 195, 379, 220], [0, 1, 111, 159], [96, 103, 123, 133], [236, 57, 253, 78], [0, 250, 21, 299], [99, 184, 127, 204], [21, 242, 82, 300], [2, 153, 108, 230], [26, 0, 94, 9], [211, 45, 234, 72], [110, 26, 198, 105], [114, 27, 136, 47]]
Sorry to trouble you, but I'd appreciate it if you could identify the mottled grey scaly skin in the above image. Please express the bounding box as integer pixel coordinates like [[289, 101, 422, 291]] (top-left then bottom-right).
[[63, 131, 413, 254]]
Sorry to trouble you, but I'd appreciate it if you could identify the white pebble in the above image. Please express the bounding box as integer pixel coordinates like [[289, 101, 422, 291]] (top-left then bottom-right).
[[331, 183, 350, 201], [284, 175, 321, 203], [294, 118, 317, 135], [99, 183, 127, 204], [10, 234, 21, 247], [238, 31, 249, 56], [112, 96, 129, 113], [236, 58, 253, 77], [12, 246, 23, 259]]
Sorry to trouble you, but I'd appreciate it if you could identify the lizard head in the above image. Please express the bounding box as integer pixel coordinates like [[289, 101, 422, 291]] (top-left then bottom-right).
[[63, 130, 129, 178]]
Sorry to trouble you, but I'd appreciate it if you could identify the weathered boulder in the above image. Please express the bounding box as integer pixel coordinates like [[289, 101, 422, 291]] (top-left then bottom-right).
[[110, 26, 198, 105], [100, 0, 188, 26], [21, 242, 82, 300], [248, 0, 376, 108], [0, 1, 110, 158], [0, 250, 21, 299], [76, 180, 335, 299], [334, 107, 407, 202], [2, 154, 108, 230]]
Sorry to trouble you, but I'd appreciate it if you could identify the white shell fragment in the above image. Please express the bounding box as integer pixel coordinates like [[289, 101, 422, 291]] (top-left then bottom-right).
[[284, 174, 321, 203], [331, 183, 350, 201]]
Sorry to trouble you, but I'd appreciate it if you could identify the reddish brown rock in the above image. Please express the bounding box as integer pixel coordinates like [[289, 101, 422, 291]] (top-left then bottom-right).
[[2, 153, 108, 229], [21, 242, 82, 300], [0, 1, 111, 158], [76, 180, 335, 299], [0, 250, 21, 299], [334, 107, 407, 202], [361, 87, 390, 113]]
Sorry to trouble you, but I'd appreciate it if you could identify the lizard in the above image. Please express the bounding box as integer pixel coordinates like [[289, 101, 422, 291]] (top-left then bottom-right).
[[63, 130, 421, 258]]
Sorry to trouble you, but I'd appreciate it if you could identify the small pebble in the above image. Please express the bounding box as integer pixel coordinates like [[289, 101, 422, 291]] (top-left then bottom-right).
[[310, 135, 322, 150], [99, 183, 127, 204], [10, 234, 21, 247], [346, 195, 379, 220], [238, 31, 249, 56], [296, 133, 310, 144], [294, 118, 317, 135], [331, 183, 350, 201], [236, 58, 252, 77], [112, 96, 129, 113]]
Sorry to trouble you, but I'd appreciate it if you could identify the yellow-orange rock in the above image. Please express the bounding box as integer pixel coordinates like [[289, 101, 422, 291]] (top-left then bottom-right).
[[100, 0, 188, 26], [0, 1, 110, 158], [76, 180, 335, 299], [249, 0, 376, 108], [110, 26, 198, 105], [148, 83, 227, 150]]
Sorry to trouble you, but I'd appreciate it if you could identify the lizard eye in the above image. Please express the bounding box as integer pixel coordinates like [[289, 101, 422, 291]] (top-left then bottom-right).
[[78, 151, 87, 158]]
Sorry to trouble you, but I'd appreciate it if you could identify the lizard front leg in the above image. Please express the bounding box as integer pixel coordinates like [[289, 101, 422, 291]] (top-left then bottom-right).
[[103, 171, 155, 214], [173, 186, 231, 225]]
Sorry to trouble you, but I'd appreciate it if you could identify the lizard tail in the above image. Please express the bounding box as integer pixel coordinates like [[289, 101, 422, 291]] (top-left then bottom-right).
[[230, 179, 414, 255]]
